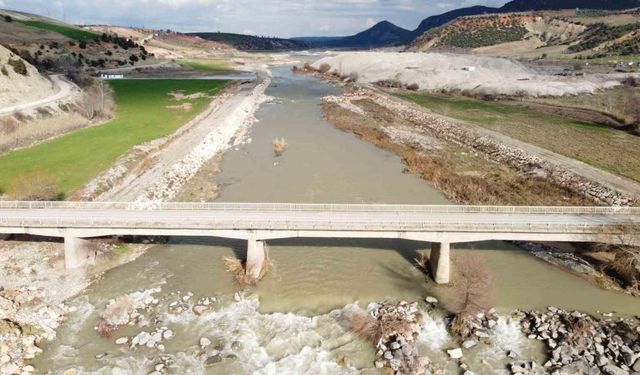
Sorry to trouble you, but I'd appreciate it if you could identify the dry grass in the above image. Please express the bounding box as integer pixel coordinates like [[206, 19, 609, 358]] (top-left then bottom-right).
[[272, 137, 287, 157], [344, 311, 380, 343], [323, 100, 594, 206], [95, 319, 117, 338], [8, 170, 62, 200], [0, 112, 89, 154], [223, 255, 272, 286]]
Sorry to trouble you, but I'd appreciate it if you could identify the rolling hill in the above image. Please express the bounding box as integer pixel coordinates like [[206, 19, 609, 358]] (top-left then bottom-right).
[[188, 32, 308, 51]]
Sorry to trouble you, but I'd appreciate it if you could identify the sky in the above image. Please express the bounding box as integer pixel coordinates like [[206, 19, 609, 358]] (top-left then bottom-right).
[[0, 0, 509, 38]]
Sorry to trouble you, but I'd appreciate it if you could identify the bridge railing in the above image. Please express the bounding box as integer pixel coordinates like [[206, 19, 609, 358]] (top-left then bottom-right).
[[0, 215, 636, 234], [0, 201, 639, 215]]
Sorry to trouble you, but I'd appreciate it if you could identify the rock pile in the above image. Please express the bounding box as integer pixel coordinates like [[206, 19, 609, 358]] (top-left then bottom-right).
[[128, 326, 173, 351], [96, 287, 161, 334], [0, 288, 71, 374], [370, 301, 433, 375], [518, 307, 640, 374]]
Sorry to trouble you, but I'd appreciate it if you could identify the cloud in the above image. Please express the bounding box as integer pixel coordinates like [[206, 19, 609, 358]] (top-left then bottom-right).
[[366, 17, 376, 28], [1, 0, 510, 37]]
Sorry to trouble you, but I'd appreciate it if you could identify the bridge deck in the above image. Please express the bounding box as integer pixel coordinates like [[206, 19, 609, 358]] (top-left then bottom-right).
[[0, 202, 639, 236]]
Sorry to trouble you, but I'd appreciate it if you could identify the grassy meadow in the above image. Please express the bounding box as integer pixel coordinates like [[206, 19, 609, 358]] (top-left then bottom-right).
[[18, 20, 99, 40], [0, 79, 228, 196], [398, 92, 640, 182], [177, 59, 234, 73]]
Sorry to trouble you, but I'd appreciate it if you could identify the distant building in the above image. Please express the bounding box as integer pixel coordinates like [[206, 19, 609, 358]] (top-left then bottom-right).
[[100, 73, 124, 80], [461, 66, 476, 72]]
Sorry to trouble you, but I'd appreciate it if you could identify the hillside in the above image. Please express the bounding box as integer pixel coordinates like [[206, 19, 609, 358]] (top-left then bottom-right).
[[501, 0, 640, 12], [410, 5, 499, 39], [0, 44, 55, 108], [188, 32, 307, 51], [0, 9, 158, 72], [408, 10, 640, 60], [299, 21, 412, 49]]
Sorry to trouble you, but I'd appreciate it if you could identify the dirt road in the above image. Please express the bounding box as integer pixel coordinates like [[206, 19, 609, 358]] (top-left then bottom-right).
[[0, 74, 79, 115]]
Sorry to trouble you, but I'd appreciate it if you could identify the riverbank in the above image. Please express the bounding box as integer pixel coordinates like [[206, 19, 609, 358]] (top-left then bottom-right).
[[318, 83, 640, 296], [0, 238, 152, 373]]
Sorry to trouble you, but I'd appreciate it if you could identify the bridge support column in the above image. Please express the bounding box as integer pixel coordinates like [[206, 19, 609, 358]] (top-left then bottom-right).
[[430, 242, 450, 284], [64, 235, 95, 270], [246, 237, 266, 281]]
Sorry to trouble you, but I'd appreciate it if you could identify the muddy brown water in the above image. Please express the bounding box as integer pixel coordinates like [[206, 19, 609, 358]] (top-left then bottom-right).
[[32, 64, 640, 374]]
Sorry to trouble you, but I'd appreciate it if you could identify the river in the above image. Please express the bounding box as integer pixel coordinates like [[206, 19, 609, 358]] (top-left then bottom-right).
[[33, 64, 640, 374]]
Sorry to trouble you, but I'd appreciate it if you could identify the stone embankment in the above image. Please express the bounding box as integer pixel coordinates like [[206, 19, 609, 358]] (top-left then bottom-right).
[[324, 90, 637, 206], [517, 307, 640, 375]]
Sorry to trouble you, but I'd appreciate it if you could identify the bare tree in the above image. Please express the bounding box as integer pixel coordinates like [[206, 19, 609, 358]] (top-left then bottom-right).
[[610, 222, 640, 289], [449, 254, 494, 338], [77, 80, 113, 121]]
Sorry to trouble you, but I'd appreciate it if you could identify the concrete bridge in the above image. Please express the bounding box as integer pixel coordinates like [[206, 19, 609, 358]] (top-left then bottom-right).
[[1, 201, 639, 284]]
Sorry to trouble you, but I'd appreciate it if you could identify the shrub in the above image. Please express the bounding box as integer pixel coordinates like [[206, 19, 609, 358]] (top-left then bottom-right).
[[129, 54, 139, 62], [318, 63, 331, 74], [78, 41, 87, 49], [0, 117, 18, 134], [4, 15, 12, 22], [7, 58, 27, 75], [272, 137, 287, 156], [8, 170, 62, 201], [1, 65, 7, 76], [406, 83, 420, 91]]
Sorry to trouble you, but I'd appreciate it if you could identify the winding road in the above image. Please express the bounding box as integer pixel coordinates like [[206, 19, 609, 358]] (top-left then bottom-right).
[[0, 74, 79, 116]]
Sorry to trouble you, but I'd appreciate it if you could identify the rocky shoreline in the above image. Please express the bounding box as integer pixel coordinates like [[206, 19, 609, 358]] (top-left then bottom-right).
[[0, 240, 151, 374]]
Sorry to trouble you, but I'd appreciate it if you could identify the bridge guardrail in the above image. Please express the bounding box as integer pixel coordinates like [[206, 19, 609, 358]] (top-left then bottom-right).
[[0, 216, 637, 233], [0, 201, 639, 215]]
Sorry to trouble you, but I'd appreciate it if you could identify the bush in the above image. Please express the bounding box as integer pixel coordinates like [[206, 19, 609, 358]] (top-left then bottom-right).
[[129, 54, 139, 62], [8, 170, 62, 201], [318, 63, 331, 74], [4, 15, 12, 22], [1, 65, 7, 76], [406, 83, 420, 91], [7, 59, 27, 75], [0, 117, 18, 134]]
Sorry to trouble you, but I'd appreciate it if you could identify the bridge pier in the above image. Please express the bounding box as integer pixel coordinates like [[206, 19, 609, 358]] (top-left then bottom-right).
[[430, 242, 450, 284], [246, 237, 267, 281], [64, 235, 96, 270]]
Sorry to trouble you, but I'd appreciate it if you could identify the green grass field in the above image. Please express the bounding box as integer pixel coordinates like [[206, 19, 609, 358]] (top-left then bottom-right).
[[177, 59, 234, 73], [398, 92, 640, 182], [18, 20, 98, 40], [0, 79, 228, 196]]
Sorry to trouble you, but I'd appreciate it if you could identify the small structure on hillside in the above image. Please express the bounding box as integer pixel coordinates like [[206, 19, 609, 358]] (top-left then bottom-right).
[[100, 73, 124, 80], [461, 66, 476, 72]]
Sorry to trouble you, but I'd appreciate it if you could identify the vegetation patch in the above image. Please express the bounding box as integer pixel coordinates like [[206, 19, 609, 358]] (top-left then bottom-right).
[[398, 92, 640, 182], [430, 16, 529, 49], [177, 59, 233, 72], [7, 58, 27, 75], [17, 20, 99, 41], [569, 22, 640, 54], [0, 79, 228, 195]]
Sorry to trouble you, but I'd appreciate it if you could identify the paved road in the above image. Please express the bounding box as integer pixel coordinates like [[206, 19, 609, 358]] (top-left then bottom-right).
[[1, 204, 639, 234], [0, 75, 79, 116]]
